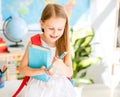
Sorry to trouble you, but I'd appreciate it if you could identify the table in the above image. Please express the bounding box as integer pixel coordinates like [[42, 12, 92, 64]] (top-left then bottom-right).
[[81, 84, 120, 97], [0, 80, 22, 97], [0, 80, 120, 97]]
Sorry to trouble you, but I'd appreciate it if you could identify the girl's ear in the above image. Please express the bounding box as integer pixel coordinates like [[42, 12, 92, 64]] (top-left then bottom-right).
[[40, 20, 44, 28], [40, 20, 45, 32]]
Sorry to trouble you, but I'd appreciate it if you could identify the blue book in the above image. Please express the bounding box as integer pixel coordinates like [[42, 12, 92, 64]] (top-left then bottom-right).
[[28, 44, 51, 82]]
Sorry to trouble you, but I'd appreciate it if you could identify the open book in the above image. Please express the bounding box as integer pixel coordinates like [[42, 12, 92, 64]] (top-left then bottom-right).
[[28, 44, 51, 82]]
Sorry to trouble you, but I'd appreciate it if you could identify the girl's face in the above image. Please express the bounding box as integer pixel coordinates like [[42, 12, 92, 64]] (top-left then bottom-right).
[[41, 17, 66, 44]]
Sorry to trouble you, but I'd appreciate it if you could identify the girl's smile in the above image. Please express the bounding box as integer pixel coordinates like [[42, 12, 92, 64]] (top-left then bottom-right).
[[50, 35, 58, 39]]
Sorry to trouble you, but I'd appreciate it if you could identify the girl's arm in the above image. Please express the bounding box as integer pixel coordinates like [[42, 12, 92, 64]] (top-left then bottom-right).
[[18, 42, 49, 76], [64, 51, 73, 77]]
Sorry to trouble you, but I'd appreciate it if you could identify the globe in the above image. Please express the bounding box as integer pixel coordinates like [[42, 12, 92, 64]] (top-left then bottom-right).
[[3, 16, 28, 47]]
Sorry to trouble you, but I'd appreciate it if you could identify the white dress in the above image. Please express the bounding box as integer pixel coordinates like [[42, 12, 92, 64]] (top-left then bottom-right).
[[21, 40, 76, 97]]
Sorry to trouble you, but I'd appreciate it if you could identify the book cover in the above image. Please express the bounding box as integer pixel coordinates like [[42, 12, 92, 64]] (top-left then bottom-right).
[[28, 44, 51, 82]]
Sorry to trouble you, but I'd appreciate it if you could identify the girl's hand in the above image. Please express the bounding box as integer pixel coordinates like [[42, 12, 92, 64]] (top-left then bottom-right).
[[50, 57, 65, 75], [40, 66, 52, 76], [53, 56, 64, 67]]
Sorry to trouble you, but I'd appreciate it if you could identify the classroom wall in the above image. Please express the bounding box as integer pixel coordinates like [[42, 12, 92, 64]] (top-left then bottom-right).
[[85, 0, 120, 84]]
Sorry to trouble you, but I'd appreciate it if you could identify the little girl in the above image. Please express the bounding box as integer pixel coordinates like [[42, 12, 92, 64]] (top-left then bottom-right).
[[18, 3, 76, 97]]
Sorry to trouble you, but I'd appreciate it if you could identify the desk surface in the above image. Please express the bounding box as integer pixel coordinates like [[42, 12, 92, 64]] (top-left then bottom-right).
[[0, 80, 22, 97], [0, 80, 120, 97]]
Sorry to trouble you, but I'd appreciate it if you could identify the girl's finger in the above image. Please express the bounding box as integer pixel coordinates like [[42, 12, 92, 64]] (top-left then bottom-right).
[[41, 66, 46, 70]]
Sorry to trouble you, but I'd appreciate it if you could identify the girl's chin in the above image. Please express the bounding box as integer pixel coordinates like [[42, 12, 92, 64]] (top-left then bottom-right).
[[50, 39, 57, 42]]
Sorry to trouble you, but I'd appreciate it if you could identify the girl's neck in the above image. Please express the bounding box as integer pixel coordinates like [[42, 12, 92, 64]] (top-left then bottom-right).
[[41, 34, 56, 48]]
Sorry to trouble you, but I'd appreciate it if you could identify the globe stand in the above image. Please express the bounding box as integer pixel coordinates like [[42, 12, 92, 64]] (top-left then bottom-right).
[[9, 42, 24, 48]]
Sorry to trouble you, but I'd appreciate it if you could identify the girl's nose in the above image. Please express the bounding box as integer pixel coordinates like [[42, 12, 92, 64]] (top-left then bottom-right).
[[53, 30, 58, 36]]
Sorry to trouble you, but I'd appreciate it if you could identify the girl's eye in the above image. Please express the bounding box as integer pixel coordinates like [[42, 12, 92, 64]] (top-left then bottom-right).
[[58, 29, 62, 31]]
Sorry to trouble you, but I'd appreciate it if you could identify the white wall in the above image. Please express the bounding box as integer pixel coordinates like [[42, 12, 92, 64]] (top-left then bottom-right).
[[85, 0, 120, 84]]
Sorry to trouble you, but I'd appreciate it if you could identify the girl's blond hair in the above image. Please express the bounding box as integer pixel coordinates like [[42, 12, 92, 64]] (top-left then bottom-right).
[[40, 4, 69, 59]]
